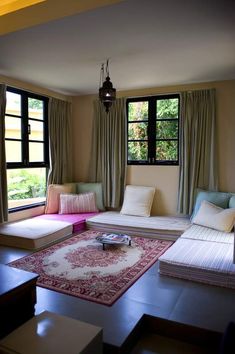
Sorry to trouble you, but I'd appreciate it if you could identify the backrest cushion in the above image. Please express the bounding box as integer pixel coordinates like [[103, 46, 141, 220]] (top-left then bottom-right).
[[120, 185, 155, 217], [229, 195, 235, 208], [76, 183, 105, 211], [191, 189, 231, 220], [63, 183, 77, 193], [192, 200, 235, 232], [45, 184, 74, 214], [59, 193, 99, 214]]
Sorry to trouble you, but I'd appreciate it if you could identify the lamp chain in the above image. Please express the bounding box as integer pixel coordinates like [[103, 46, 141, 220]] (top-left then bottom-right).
[[99, 63, 104, 87], [106, 59, 109, 77]]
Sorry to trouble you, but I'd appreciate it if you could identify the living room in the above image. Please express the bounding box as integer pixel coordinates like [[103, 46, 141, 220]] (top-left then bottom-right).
[[0, 0, 235, 353]]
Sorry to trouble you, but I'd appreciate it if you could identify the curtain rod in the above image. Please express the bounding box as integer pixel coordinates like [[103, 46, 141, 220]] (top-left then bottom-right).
[[125, 87, 215, 99]]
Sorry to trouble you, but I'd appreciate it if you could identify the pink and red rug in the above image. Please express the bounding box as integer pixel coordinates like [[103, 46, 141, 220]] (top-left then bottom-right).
[[9, 230, 172, 306]]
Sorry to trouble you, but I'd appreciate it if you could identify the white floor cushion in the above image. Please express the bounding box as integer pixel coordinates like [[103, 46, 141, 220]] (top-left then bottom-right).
[[86, 211, 190, 241], [180, 224, 234, 244], [0, 218, 72, 250], [159, 238, 235, 288]]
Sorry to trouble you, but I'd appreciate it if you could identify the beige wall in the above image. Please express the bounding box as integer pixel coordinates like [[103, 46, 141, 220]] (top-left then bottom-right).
[[0, 74, 71, 101], [72, 79, 235, 215]]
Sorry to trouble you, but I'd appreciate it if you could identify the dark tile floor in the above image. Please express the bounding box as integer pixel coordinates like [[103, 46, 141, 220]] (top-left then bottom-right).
[[1, 244, 235, 353]]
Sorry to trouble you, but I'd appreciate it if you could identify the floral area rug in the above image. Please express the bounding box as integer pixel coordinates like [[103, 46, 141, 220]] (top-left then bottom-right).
[[9, 230, 173, 306]]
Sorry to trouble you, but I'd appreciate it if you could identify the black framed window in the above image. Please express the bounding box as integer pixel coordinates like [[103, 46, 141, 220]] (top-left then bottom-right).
[[127, 94, 180, 165], [5, 87, 49, 211]]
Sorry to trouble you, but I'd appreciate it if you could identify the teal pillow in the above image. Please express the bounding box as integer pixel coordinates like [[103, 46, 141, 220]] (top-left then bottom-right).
[[229, 194, 235, 208], [191, 189, 231, 220], [76, 182, 105, 211]]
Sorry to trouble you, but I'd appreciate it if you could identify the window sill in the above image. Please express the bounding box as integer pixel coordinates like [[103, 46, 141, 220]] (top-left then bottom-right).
[[8, 201, 45, 213]]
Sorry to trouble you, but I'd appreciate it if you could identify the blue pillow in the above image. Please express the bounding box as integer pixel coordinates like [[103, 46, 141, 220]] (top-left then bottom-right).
[[191, 189, 231, 220], [229, 194, 235, 208]]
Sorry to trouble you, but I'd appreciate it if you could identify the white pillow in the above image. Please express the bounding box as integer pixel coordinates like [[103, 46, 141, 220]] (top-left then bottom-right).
[[59, 193, 98, 214], [120, 185, 155, 217], [192, 200, 235, 232]]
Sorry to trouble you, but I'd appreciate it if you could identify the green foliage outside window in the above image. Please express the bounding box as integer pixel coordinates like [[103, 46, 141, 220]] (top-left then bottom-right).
[[128, 141, 148, 161], [128, 96, 179, 163], [157, 98, 178, 118], [156, 141, 178, 160], [8, 170, 46, 200], [128, 101, 148, 121]]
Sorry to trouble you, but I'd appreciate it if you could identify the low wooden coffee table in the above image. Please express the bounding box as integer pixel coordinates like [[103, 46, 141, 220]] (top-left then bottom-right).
[[96, 233, 131, 250]]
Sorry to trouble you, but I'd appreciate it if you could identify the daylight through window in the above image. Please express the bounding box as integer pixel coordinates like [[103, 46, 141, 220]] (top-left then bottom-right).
[[127, 95, 180, 165], [5, 87, 49, 210]]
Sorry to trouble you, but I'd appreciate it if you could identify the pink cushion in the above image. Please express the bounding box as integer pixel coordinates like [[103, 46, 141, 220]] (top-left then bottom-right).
[[59, 193, 98, 214], [36, 213, 99, 233]]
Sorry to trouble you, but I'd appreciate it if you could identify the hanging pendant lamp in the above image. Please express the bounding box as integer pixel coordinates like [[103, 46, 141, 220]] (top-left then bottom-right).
[[99, 59, 116, 113]]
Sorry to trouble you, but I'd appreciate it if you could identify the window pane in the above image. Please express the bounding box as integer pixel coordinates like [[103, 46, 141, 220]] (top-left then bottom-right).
[[29, 142, 44, 162], [5, 141, 22, 162], [156, 140, 178, 161], [128, 101, 148, 121], [7, 168, 46, 209], [29, 119, 44, 141], [5, 116, 22, 139], [128, 122, 148, 140], [156, 98, 179, 119], [128, 141, 148, 161], [6, 91, 21, 116], [156, 121, 178, 139], [28, 98, 43, 119]]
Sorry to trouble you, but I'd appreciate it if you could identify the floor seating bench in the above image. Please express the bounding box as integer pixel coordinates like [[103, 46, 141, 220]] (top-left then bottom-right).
[[0, 211, 191, 250], [0, 213, 98, 250], [159, 224, 235, 289], [86, 211, 191, 241]]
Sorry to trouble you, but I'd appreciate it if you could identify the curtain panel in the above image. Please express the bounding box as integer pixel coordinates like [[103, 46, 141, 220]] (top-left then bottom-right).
[[177, 89, 218, 215], [48, 98, 73, 185], [89, 98, 127, 209], [0, 84, 8, 222]]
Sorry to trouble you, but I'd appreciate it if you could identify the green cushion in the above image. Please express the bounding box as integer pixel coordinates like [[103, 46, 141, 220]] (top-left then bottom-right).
[[191, 189, 231, 220], [64, 183, 77, 193], [229, 194, 235, 208], [76, 182, 105, 211]]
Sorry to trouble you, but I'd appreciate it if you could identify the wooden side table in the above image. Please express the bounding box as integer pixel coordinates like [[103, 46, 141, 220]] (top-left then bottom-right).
[[0, 264, 38, 339]]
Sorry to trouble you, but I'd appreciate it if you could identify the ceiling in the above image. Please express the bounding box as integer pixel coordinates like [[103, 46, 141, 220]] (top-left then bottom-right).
[[0, 0, 235, 96]]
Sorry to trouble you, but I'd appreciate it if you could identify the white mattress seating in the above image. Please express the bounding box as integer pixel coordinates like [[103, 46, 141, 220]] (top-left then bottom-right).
[[0, 182, 104, 250], [159, 191, 235, 289], [0, 218, 72, 250], [159, 238, 235, 288], [180, 224, 234, 244], [86, 211, 191, 241]]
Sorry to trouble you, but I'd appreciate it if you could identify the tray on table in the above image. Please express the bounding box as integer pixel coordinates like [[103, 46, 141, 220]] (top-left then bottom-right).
[[96, 233, 131, 249]]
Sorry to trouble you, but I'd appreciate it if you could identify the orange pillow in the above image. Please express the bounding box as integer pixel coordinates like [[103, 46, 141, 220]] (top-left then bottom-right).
[[45, 184, 74, 214]]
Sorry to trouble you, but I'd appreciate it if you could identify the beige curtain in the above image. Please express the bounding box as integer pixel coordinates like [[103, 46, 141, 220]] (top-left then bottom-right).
[[48, 98, 73, 184], [178, 89, 218, 215], [89, 98, 127, 208], [0, 84, 8, 222]]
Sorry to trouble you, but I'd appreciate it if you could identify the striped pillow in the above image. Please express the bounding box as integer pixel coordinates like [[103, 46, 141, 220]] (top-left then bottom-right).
[[59, 193, 98, 214]]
